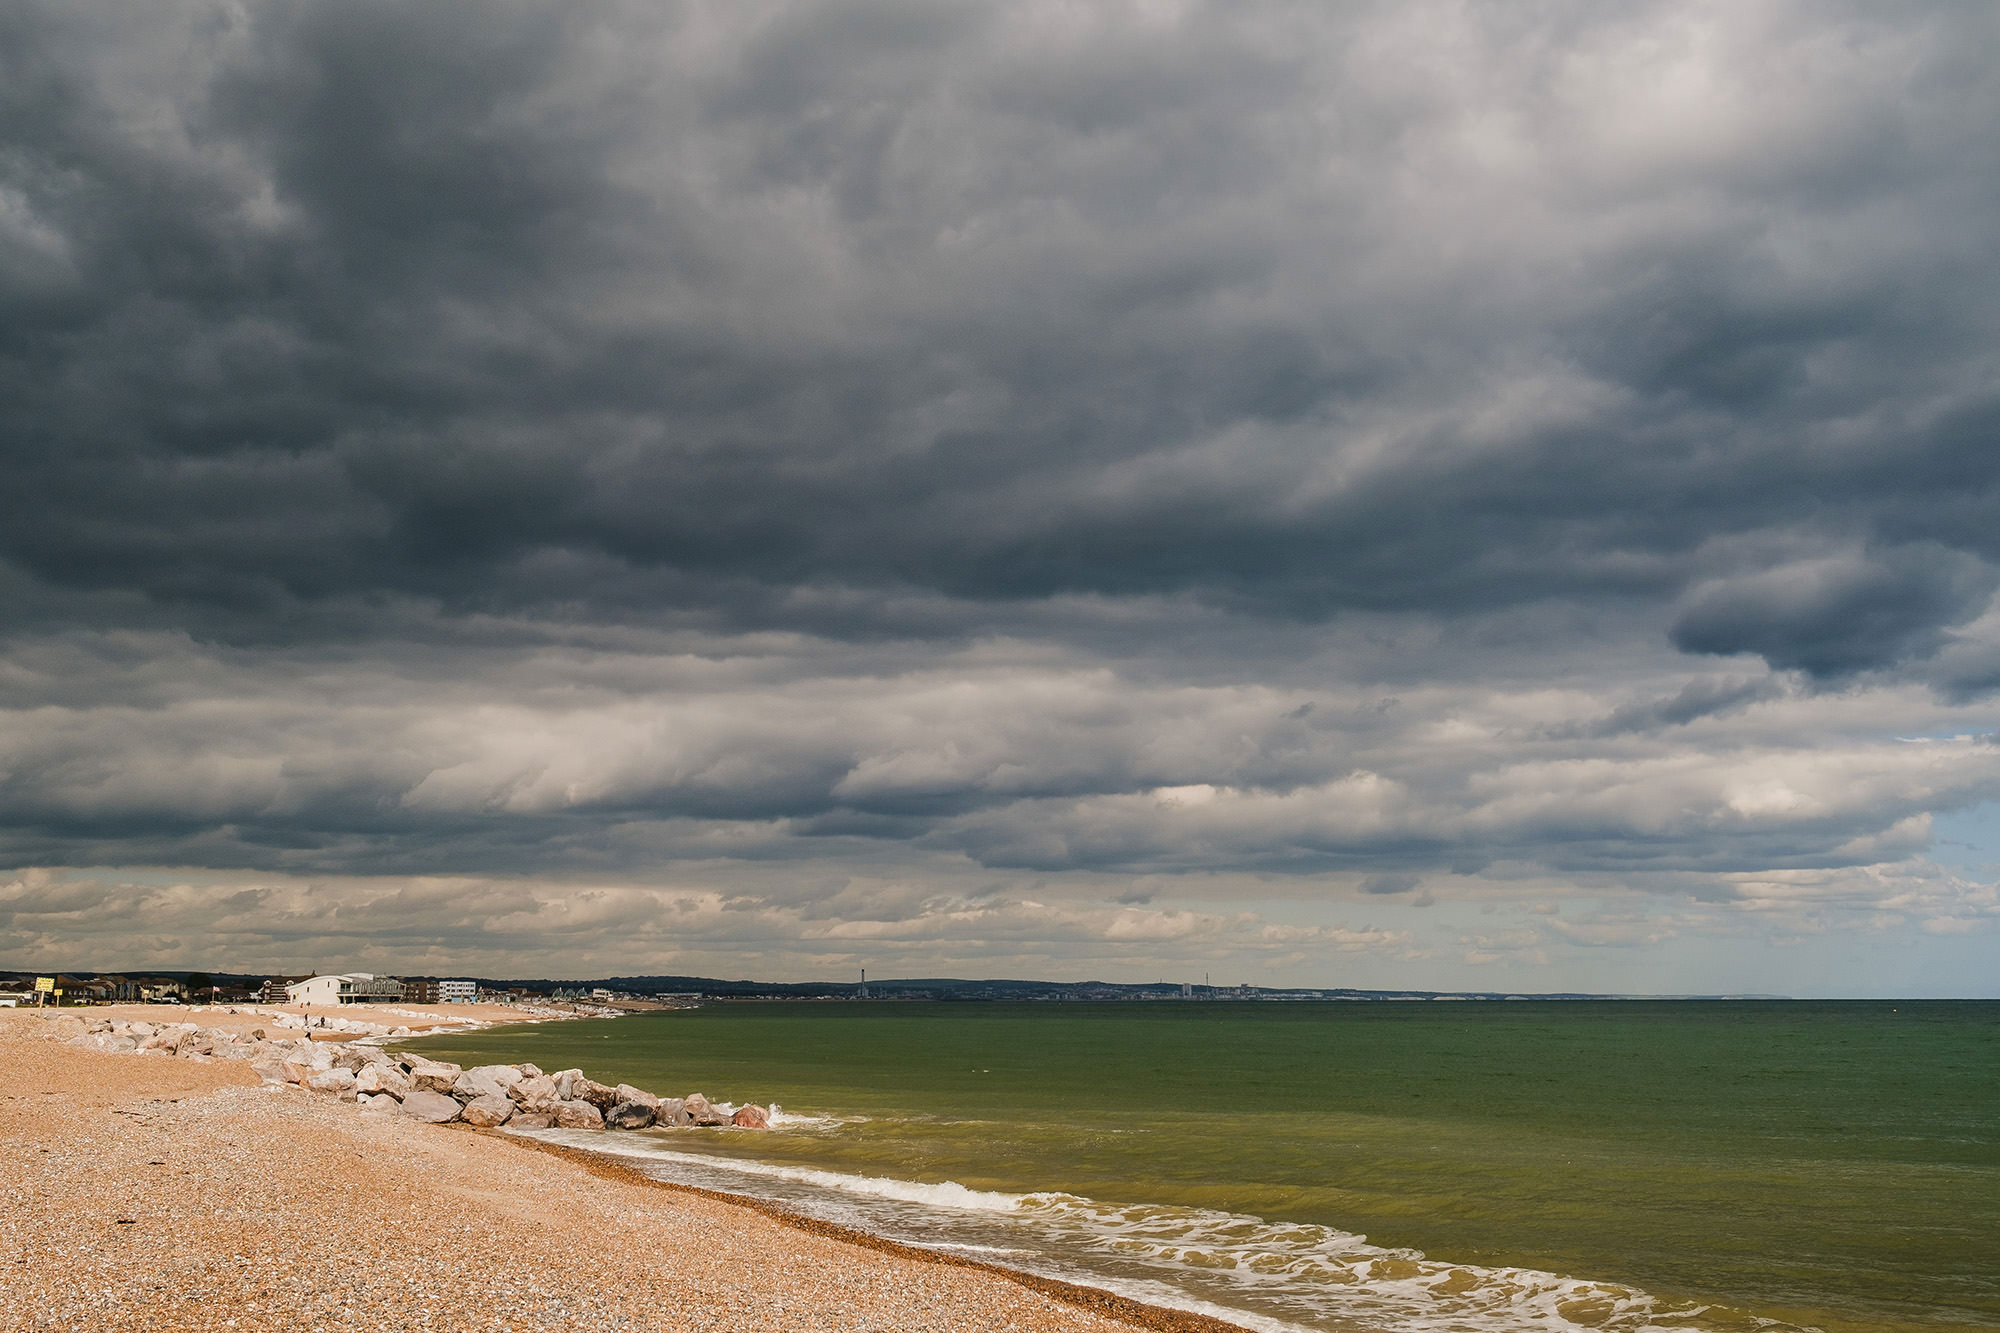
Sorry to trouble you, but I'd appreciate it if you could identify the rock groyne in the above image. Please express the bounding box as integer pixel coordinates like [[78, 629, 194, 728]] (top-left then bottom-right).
[[54, 1013, 771, 1132]]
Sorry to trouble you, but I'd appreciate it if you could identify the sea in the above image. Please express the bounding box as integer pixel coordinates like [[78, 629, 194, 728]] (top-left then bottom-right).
[[400, 1000, 1999, 1333]]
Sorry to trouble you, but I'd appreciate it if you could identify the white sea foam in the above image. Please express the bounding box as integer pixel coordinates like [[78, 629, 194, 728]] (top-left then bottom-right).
[[765, 1108, 851, 1130], [513, 1128, 1808, 1333]]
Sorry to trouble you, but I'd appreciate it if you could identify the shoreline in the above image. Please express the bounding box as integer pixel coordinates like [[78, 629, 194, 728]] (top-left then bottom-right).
[[4, 1005, 1259, 1333], [505, 1133, 1254, 1333]]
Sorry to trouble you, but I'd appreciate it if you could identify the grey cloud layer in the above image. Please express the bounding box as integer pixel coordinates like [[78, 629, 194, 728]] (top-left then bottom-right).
[[6, 1, 1998, 640], [3, 0, 2000, 964]]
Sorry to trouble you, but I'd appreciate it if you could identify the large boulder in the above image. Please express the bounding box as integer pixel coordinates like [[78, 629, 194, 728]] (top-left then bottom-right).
[[250, 1057, 290, 1084], [466, 1064, 524, 1093], [399, 1090, 462, 1123], [354, 1064, 411, 1100], [604, 1101, 657, 1130], [306, 1068, 358, 1098], [654, 1098, 691, 1127], [683, 1093, 729, 1126], [510, 1075, 560, 1113], [459, 1095, 515, 1128], [517, 1062, 544, 1079], [731, 1104, 771, 1130], [551, 1069, 585, 1100], [336, 1046, 395, 1073], [403, 1057, 463, 1093], [552, 1100, 603, 1129], [573, 1077, 621, 1111], [357, 1092, 399, 1113], [509, 1112, 554, 1131], [613, 1084, 661, 1111], [449, 1069, 510, 1104]]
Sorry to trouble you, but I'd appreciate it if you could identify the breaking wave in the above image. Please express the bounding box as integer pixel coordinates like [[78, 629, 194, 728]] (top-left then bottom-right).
[[515, 1126, 1804, 1333]]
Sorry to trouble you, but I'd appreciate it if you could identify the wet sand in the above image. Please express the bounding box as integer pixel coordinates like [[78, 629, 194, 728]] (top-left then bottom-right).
[[1, 1008, 1249, 1333]]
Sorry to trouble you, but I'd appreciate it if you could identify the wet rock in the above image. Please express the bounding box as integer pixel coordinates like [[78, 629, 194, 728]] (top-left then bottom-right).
[[731, 1104, 771, 1130], [509, 1113, 554, 1131], [604, 1102, 656, 1130], [399, 1090, 463, 1123], [613, 1084, 661, 1111], [654, 1098, 691, 1126], [574, 1077, 621, 1111], [459, 1094, 516, 1127], [552, 1100, 604, 1130], [683, 1093, 729, 1126]]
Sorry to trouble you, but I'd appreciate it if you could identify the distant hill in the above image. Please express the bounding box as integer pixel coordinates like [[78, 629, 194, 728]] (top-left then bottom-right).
[[0, 967, 1768, 1001]]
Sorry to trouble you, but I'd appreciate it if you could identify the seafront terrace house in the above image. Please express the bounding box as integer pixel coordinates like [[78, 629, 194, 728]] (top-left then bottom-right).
[[286, 974, 406, 1005]]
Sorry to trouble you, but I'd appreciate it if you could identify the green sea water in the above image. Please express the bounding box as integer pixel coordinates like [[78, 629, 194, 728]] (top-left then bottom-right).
[[404, 1001, 1999, 1333]]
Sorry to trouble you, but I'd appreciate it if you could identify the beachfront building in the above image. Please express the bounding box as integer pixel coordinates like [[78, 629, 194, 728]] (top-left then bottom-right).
[[286, 974, 405, 1005], [439, 980, 477, 1004]]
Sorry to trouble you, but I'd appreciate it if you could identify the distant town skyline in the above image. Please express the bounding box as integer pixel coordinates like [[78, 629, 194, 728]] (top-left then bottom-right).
[[2, 1, 1997, 996]]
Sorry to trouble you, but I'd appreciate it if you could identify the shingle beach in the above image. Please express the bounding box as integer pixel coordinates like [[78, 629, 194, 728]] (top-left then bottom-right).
[[0, 1006, 1250, 1333]]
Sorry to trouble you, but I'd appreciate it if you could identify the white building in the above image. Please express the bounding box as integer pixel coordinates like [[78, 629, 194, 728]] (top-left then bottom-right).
[[286, 973, 405, 1006], [439, 980, 476, 1004]]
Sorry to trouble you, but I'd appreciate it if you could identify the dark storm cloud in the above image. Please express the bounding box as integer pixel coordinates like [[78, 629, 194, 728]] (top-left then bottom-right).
[[3, 0, 2000, 923], [1670, 546, 1996, 676], [5, 0, 1997, 635]]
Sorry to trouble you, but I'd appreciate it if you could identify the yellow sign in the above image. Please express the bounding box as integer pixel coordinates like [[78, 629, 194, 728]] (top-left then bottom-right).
[[34, 977, 54, 993]]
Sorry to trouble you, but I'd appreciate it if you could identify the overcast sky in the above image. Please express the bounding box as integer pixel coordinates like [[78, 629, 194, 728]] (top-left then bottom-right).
[[3, 0, 1997, 994]]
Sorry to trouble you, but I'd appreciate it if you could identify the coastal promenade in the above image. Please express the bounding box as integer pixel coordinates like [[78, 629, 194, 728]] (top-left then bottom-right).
[[0, 1006, 1233, 1333]]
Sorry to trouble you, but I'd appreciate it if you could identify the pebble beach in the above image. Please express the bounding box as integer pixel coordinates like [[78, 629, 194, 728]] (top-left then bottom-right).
[[1, 1005, 1248, 1333]]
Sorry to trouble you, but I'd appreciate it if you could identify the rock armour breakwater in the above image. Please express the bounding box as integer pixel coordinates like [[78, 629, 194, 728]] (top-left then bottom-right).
[[53, 1012, 772, 1133]]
